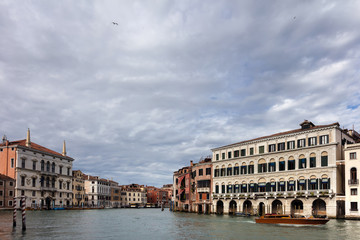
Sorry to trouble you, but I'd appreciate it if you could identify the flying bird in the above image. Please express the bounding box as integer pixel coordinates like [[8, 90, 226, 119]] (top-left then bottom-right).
[[112, 22, 118, 25]]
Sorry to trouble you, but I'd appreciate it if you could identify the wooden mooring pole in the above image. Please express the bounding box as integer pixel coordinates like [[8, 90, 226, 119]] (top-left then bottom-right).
[[13, 197, 16, 227], [21, 196, 26, 231]]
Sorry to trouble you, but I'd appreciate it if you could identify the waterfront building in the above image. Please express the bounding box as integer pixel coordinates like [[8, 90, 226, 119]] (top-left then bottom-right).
[[0, 130, 74, 209], [161, 184, 173, 207], [173, 166, 191, 211], [190, 157, 212, 214], [147, 186, 168, 207], [72, 170, 85, 207], [120, 184, 147, 207], [211, 120, 358, 218], [84, 175, 111, 207], [110, 180, 121, 208], [345, 141, 360, 219], [0, 173, 15, 208]]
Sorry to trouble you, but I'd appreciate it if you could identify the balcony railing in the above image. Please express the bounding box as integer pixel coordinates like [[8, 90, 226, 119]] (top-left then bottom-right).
[[348, 179, 359, 185], [197, 187, 210, 193], [40, 186, 57, 191]]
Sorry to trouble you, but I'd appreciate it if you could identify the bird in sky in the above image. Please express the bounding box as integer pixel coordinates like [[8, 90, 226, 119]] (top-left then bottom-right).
[[112, 22, 118, 25]]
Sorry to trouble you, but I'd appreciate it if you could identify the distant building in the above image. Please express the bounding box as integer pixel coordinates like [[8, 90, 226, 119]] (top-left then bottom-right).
[[0, 173, 15, 208], [120, 184, 147, 207], [161, 184, 173, 207], [84, 175, 111, 207], [72, 170, 85, 207], [110, 180, 121, 208], [0, 129, 74, 209], [147, 186, 168, 207], [345, 141, 360, 219]]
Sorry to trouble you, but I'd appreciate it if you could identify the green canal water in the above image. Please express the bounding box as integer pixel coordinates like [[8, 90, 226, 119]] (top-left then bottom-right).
[[1, 209, 360, 240]]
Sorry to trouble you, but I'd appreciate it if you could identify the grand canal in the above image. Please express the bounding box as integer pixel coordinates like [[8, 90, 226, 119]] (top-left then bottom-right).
[[1, 209, 360, 240]]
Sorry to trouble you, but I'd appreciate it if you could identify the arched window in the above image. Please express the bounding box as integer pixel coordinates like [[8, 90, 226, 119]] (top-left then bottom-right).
[[279, 157, 285, 171], [258, 178, 266, 192], [46, 177, 50, 187], [215, 184, 219, 193], [288, 156, 295, 170], [234, 163, 240, 175], [299, 154, 306, 169], [46, 161, 50, 172], [248, 161, 254, 174], [214, 166, 220, 177], [234, 181, 240, 193], [310, 153, 316, 168], [288, 177, 295, 191], [278, 178, 285, 191], [241, 181, 247, 193], [258, 159, 267, 173], [298, 176, 306, 191], [227, 182, 233, 193], [221, 165, 226, 176], [221, 183, 226, 193], [321, 152, 328, 167], [52, 162, 55, 173], [241, 162, 247, 174], [227, 164, 233, 176], [268, 158, 276, 172]]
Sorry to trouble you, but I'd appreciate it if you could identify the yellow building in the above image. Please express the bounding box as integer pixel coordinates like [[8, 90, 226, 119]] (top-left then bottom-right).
[[72, 170, 85, 207]]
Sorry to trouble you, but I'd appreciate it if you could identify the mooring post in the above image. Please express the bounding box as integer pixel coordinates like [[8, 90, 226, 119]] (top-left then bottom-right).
[[13, 197, 17, 227], [21, 196, 26, 231]]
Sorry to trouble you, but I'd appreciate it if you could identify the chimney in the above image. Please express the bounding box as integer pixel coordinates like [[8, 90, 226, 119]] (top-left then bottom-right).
[[190, 160, 193, 167], [26, 128, 31, 147]]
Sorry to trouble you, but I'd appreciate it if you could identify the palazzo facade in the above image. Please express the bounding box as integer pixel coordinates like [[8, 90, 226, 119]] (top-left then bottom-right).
[[211, 121, 357, 218]]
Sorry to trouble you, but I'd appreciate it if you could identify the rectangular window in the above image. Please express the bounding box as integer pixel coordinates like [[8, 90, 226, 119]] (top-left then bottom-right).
[[268, 144, 276, 152], [22, 159, 25, 168], [299, 158, 306, 169], [199, 169, 203, 176], [308, 137, 317, 146], [288, 160, 295, 170], [287, 141, 295, 150], [234, 150, 239, 158], [249, 148, 254, 155], [279, 161, 285, 171], [206, 168, 211, 175], [21, 176, 25, 186], [319, 135, 329, 144], [259, 146, 264, 154], [297, 139, 306, 148], [9, 191, 13, 196], [321, 156, 328, 167], [241, 149, 246, 156], [222, 153, 225, 160], [11, 158, 14, 168], [216, 154, 219, 160], [0, 190, 2, 196], [351, 202, 358, 211], [0, 200, 2, 206], [199, 193, 202, 200], [310, 157, 316, 168], [32, 178, 36, 187], [228, 152, 232, 159], [277, 142, 285, 151], [351, 188, 357, 195], [32, 191, 36, 197], [0, 181, 2, 186], [60, 166, 63, 174], [350, 152, 357, 160], [33, 161, 36, 170]]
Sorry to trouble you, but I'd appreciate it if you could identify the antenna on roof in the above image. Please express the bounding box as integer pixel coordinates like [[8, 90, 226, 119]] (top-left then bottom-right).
[[2, 135, 7, 144]]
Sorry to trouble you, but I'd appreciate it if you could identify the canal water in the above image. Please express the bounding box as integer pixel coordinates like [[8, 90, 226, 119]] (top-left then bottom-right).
[[1, 209, 360, 240]]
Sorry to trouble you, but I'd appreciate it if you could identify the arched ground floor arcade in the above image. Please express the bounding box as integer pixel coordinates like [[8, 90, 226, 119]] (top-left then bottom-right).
[[211, 197, 336, 218]]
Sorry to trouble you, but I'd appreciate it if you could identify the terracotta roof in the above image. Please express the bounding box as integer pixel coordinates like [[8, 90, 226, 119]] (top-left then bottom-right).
[[0, 139, 73, 160], [213, 122, 340, 150], [0, 173, 15, 181]]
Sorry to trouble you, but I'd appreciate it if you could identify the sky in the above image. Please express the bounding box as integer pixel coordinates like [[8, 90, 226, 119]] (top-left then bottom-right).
[[0, 0, 360, 187]]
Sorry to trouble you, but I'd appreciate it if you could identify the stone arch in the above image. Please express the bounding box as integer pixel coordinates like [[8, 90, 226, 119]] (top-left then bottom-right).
[[258, 202, 265, 216], [229, 200, 237, 215], [271, 199, 283, 214], [291, 199, 303, 216], [243, 200, 252, 215], [312, 199, 326, 217], [216, 200, 224, 214]]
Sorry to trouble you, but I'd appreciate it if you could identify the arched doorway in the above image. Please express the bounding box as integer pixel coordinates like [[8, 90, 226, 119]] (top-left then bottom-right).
[[272, 200, 283, 214], [312, 199, 326, 217], [216, 200, 224, 214], [198, 204, 203, 214], [229, 200, 237, 215], [45, 197, 52, 210], [243, 200, 252, 215], [258, 202, 265, 216], [291, 200, 303, 216]]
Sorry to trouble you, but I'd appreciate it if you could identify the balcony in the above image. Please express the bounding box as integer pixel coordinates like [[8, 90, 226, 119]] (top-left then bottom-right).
[[348, 179, 359, 185], [197, 187, 210, 193], [40, 186, 57, 191]]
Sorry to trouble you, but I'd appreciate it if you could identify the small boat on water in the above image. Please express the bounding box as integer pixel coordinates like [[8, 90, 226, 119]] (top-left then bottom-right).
[[255, 214, 329, 225]]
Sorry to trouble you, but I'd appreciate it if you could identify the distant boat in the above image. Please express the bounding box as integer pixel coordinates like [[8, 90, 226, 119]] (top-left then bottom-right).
[[53, 207, 65, 210], [255, 214, 329, 225]]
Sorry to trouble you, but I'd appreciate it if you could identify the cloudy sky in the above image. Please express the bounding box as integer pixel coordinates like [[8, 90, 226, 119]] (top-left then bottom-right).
[[1, 0, 359, 187]]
